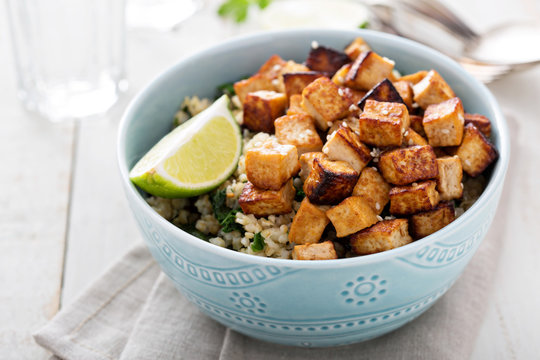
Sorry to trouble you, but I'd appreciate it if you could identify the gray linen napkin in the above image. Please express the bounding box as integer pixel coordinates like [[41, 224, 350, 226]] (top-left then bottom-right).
[[34, 211, 505, 360]]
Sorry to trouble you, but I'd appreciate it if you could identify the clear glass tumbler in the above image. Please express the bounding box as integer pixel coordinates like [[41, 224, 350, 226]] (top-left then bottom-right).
[[6, 0, 127, 121]]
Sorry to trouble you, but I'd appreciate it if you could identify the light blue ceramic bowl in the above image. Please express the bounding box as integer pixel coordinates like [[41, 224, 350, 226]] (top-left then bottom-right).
[[118, 29, 509, 347]]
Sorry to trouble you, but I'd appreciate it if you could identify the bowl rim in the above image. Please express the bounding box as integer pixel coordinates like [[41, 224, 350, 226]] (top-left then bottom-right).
[[117, 28, 510, 269]]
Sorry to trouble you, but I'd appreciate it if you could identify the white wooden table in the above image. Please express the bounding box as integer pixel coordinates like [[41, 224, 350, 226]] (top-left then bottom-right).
[[1, 0, 539, 358]]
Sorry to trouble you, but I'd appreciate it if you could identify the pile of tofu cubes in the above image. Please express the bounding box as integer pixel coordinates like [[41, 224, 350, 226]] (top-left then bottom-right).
[[234, 37, 498, 260]]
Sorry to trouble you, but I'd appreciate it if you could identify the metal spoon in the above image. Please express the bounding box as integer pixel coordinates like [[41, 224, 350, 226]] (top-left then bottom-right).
[[366, 0, 540, 83]]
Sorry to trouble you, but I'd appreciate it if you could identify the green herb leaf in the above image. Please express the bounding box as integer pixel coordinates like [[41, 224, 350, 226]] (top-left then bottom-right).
[[257, 0, 271, 9], [217, 82, 236, 97], [211, 189, 244, 233], [358, 20, 370, 29], [218, 0, 273, 23], [251, 232, 265, 252], [293, 179, 305, 202]]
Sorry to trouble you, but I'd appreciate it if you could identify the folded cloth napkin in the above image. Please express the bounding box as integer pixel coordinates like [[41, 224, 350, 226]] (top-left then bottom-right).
[[34, 213, 504, 360]]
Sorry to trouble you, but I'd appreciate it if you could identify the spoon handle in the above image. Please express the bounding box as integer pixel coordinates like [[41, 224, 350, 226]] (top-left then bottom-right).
[[395, 0, 480, 43]]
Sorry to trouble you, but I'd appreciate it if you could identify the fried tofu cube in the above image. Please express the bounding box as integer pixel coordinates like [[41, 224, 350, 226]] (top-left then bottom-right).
[[344, 51, 394, 91], [283, 71, 326, 99], [402, 128, 428, 147], [303, 158, 358, 205], [289, 198, 330, 244], [352, 167, 391, 214], [340, 87, 366, 107], [412, 70, 455, 109], [344, 37, 371, 60], [379, 145, 438, 185], [287, 94, 310, 116], [245, 140, 299, 190], [243, 90, 287, 133], [393, 80, 414, 110], [456, 123, 498, 177], [410, 202, 455, 239], [389, 180, 440, 215], [292, 241, 338, 260], [409, 114, 426, 137], [233, 74, 279, 104], [238, 180, 295, 217], [328, 116, 360, 136], [301, 77, 352, 130], [257, 54, 287, 79], [358, 100, 410, 147], [399, 70, 428, 85], [326, 196, 378, 237], [350, 219, 413, 255], [299, 152, 327, 181], [436, 156, 463, 201], [275, 114, 323, 155], [322, 126, 371, 172], [423, 97, 465, 147], [464, 113, 491, 138], [305, 46, 351, 76], [357, 79, 405, 110], [331, 63, 351, 86]]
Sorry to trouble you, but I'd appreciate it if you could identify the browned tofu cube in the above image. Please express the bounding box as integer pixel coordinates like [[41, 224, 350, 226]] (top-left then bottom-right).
[[289, 198, 330, 245], [281, 60, 310, 74], [331, 63, 351, 86], [292, 241, 338, 260], [245, 140, 299, 190], [233, 74, 278, 104], [358, 100, 410, 147], [326, 196, 378, 237], [257, 54, 287, 78], [412, 70, 455, 109], [301, 77, 352, 130], [303, 158, 358, 205], [323, 126, 371, 172], [399, 70, 428, 85], [344, 51, 394, 91], [436, 156, 463, 201], [340, 87, 366, 107], [410, 202, 455, 239], [464, 113, 491, 138], [238, 180, 295, 217], [379, 145, 438, 185], [305, 45, 351, 76], [357, 79, 405, 110], [352, 167, 391, 214], [274, 114, 323, 155], [283, 71, 326, 99], [389, 180, 440, 215], [344, 37, 371, 60], [350, 219, 413, 255], [409, 115, 426, 137], [287, 94, 310, 116], [243, 90, 287, 133], [328, 116, 361, 136], [299, 152, 327, 182], [393, 80, 414, 110], [423, 97, 465, 147], [456, 123, 498, 177], [402, 128, 428, 147]]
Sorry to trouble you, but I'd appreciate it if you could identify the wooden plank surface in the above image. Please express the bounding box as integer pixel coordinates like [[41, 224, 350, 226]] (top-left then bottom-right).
[[0, 3, 75, 358]]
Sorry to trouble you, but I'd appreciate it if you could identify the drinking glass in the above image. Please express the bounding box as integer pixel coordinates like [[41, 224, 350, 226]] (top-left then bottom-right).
[[6, 0, 127, 122]]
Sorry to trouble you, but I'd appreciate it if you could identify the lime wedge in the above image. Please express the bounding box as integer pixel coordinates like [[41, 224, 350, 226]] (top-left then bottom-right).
[[129, 95, 242, 198]]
